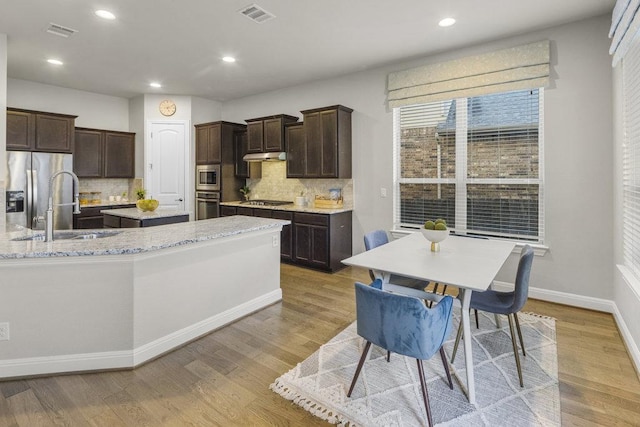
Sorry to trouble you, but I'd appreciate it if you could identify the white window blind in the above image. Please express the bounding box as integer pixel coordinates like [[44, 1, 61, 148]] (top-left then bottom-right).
[[393, 89, 544, 242], [622, 39, 640, 280]]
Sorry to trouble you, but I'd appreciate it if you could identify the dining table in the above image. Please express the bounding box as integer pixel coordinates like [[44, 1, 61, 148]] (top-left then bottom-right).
[[341, 231, 515, 404]]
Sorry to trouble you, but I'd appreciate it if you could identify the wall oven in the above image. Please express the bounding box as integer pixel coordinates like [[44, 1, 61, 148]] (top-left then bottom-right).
[[195, 191, 220, 220], [196, 164, 221, 192]]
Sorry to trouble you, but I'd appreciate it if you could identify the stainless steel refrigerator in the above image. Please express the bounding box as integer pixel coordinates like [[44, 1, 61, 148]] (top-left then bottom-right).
[[5, 151, 74, 231]]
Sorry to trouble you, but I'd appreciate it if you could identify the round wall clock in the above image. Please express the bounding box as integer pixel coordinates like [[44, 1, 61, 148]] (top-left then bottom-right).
[[159, 99, 177, 116]]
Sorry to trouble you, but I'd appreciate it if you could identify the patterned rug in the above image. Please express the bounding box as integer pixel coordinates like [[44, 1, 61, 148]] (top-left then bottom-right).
[[271, 312, 559, 426]]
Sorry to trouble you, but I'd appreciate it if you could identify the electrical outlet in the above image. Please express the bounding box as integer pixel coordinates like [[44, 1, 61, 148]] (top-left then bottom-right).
[[0, 323, 9, 341], [381, 187, 388, 198], [272, 235, 278, 247]]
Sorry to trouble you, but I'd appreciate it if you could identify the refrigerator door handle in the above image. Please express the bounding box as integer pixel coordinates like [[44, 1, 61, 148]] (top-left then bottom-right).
[[29, 169, 39, 229], [27, 168, 33, 228]]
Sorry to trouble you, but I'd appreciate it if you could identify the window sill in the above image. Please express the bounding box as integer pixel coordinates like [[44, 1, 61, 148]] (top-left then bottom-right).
[[389, 228, 549, 256]]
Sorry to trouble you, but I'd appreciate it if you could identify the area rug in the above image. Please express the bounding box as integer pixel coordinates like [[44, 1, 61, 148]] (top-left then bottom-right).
[[270, 312, 559, 426]]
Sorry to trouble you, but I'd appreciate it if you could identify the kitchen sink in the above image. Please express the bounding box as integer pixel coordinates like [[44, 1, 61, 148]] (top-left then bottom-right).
[[12, 230, 122, 242]]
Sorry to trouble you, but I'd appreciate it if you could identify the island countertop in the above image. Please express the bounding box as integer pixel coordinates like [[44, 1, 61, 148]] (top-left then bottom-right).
[[101, 207, 189, 220], [220, 200, 353, 214], [0, 216, 289, 259]]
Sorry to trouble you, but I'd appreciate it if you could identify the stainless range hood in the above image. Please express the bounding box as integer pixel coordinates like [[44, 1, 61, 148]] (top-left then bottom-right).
[[243, 152, 286, 162]]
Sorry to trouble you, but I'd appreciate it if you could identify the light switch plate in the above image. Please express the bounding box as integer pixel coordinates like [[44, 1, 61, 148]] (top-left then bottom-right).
[[0, 323, 9, 341]]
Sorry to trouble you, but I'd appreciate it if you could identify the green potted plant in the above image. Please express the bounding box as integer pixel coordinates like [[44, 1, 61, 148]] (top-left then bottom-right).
[[240, 185, 251, 201], [136, 188, 147, 200]]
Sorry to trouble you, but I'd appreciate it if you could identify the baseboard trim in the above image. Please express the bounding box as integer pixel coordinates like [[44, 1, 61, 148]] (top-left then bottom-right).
[[492, 280, 640, 377], [132, 289, 283, 366], [492, 280, 616, 313], [0, 289, 282, 380]]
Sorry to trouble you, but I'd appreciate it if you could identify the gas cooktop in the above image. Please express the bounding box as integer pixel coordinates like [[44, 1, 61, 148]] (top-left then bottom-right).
[[240, 200, 293, 206]]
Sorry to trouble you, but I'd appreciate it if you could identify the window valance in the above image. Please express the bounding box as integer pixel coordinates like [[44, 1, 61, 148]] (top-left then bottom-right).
[[610, 0, 640, 66], [387, 41, 550, 108]]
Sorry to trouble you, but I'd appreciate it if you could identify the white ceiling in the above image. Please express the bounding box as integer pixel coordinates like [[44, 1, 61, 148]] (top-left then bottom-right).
[[0, 0, 614, 101]]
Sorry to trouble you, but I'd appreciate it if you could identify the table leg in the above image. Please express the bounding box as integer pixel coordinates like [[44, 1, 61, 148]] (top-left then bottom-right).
[[460, 288, 476, 404], [489, 281, 502, 328]]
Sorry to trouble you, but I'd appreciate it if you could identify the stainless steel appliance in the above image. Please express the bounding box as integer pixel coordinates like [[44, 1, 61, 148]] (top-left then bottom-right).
[[195, 191, 220, 220], [196, 164, 221, 192], [5, 151, 74, 230]]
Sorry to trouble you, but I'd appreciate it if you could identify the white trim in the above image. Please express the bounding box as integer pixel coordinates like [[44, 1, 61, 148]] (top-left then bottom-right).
[[492, 280, 616, 313], [132, 289, 282, 365], [612, 302, 640, 380], [0, 289, 282, 379]]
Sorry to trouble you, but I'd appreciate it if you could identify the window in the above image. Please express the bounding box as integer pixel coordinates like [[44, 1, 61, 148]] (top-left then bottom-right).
[[393, 89, 544, 242], [622, 40, 640, 281]]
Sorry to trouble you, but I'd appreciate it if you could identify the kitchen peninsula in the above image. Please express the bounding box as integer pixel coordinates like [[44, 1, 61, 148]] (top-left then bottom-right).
[[0, 216, 288, 379]]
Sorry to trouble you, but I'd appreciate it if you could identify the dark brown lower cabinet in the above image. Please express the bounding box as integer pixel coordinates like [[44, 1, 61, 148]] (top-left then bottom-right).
[[219, 205, 351, 271], [103, 213, 189, 228], [73, 204, 136, 229], [272, 211, 293, 261]]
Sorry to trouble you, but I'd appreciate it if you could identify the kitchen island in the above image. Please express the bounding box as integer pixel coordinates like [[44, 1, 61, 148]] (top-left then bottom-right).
[[102, 207, 189, 228], [0, 216, 288, 379]]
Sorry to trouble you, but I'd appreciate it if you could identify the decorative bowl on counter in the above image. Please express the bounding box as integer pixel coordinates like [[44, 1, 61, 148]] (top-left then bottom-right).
[[136, 199, 159, 212], [420, 228, 449, 252]]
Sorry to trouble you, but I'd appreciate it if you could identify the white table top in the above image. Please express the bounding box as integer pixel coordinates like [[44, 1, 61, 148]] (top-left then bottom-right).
[[342, 232, 515, 291]]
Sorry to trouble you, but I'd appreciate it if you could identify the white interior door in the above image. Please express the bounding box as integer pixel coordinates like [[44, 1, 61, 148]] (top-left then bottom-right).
[[147, 121, 188, 210]]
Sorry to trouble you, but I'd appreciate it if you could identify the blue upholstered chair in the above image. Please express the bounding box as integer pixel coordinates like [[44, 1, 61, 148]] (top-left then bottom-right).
[[364, 230, 449, 305], [451, 245, 534, 387], [347, 280, 454, 427]]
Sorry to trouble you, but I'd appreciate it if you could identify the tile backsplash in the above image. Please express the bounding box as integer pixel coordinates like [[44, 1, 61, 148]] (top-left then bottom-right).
[[78, 178, 143, 202], [246, 162, 353, 207]]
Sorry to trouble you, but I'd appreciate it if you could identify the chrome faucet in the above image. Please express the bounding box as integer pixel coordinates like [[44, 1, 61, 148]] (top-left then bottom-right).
[[45, 170, 81, 242]]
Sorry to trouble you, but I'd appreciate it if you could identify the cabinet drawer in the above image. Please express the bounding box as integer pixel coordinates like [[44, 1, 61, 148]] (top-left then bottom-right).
[[237, 207, 254, 216], [272, 211, 293, 221], [294, 212, 328, 226], [254, 209, 273, 218]]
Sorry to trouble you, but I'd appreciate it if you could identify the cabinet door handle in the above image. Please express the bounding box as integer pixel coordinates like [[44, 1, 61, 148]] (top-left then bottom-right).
[[176, 198, 184, 202]]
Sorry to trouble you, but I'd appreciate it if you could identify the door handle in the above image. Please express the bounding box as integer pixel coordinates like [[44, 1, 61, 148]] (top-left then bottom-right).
[[176, 198, 184, 202]]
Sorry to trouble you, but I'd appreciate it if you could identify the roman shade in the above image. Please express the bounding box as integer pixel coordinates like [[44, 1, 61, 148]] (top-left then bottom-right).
[[387, 41, 550, 108], [610, 0, 640, 66]]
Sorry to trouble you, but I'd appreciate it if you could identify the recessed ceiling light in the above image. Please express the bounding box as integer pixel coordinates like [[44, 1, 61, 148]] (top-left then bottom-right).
[[149, 82, 162, 88], [47, 58, 63, 65], [439, 18, 456, 27], [95, 10, 116, 20], [222, 56, 236, 63]]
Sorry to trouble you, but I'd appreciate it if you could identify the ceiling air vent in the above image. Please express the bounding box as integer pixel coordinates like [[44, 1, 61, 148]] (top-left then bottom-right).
[[46, 23, 78, 38], [238, 4, 275, 23]]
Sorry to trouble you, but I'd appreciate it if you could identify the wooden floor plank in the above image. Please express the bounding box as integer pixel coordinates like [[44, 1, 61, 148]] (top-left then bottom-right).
[[0, 264, 638, 426]]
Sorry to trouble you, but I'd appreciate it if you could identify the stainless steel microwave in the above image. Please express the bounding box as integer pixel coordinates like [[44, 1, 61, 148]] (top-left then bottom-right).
[[196, 164, 220, 192]]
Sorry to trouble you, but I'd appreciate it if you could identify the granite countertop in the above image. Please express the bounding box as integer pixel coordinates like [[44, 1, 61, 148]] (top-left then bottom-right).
[[101, 208, 189, 220], [220, 200, 353, 214], [0, 216, 289, 259]]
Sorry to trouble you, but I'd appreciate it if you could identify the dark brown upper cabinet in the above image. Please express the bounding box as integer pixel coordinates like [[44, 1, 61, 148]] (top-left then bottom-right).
[[285, 122, 305, 178], [234, 129, 261, 179], [104, 132, 135, 178], [195, 121, 245, 165], [245, 114, 298, 153], [7, 108, 76, 153], [300, 105, 353, 179], [74, 127, 135, 178]]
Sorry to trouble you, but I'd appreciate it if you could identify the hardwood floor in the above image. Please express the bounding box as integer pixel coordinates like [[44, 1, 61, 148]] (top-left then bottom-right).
[[1, 263, 639, 426]]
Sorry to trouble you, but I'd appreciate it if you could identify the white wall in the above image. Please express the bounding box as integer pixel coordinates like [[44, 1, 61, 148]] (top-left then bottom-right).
[[223, 15, 614, 303], [7, 79, 129, 130], [129, 95, 145, 177]]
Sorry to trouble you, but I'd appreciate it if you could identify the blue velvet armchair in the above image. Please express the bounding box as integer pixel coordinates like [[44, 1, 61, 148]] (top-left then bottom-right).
[[347, 280, 455, 427]]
